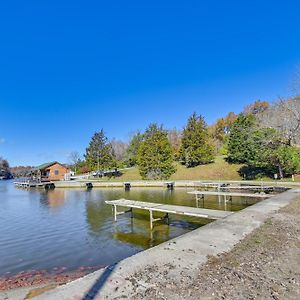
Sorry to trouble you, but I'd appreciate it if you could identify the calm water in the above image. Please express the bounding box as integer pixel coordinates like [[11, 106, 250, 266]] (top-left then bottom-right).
[[0, 180, 258, 277]]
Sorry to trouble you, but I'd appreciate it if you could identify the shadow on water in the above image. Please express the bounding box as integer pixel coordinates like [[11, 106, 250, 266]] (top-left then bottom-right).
[[82, 263, 117, 300]]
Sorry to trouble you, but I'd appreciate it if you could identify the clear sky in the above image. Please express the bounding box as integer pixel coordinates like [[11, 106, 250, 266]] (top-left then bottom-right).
[[1, 0, 300, 166]]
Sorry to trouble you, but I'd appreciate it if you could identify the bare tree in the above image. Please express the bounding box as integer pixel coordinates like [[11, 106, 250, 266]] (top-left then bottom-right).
[[258, 96, 300, 145], [167, 128, 182, 154], [110, 139, 128, 161], [68, 151, 81, 174]]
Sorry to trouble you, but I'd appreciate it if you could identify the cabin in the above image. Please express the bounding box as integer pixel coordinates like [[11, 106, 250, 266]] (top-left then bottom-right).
[[33, 162, 70, 181]]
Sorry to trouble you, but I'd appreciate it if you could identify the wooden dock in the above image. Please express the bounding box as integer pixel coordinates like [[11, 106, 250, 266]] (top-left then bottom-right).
[[105, 199, 233, 229], [193, 182, 285, 191], [14, 181, 55, 189], [188, 190, 273, 198]]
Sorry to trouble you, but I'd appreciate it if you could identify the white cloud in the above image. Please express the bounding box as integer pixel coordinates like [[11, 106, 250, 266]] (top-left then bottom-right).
[[0, 138, 5, 144]]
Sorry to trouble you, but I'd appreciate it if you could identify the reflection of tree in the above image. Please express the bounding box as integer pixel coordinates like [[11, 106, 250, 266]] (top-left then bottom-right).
[[113, 218, 171, 249], [113, 232, 157, 249], [85, 197, 111, 236]]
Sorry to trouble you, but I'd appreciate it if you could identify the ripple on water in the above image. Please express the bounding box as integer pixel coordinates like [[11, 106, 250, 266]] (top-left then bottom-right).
[[0, 182, 258, 276]]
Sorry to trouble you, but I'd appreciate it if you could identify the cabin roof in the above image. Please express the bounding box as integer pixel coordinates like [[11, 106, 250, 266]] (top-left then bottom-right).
[[33, 161, 67, 171]]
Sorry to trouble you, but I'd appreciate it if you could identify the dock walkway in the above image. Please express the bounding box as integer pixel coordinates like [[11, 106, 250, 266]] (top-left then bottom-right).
[[105, 199, 233, 229], [188, 190, 272, 199], [193, 182, 287, 192]]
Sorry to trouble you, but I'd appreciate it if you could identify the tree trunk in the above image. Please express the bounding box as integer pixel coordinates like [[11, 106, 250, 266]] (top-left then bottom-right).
[[278, 165, 283, 179]]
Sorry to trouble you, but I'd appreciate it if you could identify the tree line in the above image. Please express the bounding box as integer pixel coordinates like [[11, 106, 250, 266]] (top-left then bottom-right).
[[2, 95, 298, 180], [0, 157, 13, 178], [70, 94, 300, 180]]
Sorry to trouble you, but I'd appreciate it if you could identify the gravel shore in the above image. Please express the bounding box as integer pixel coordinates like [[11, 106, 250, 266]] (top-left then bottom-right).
[[132, 197, 300, 299]]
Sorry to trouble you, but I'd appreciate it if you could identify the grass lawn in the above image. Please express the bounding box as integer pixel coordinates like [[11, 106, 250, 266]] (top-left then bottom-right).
[[170, 156, 243, 181], [89, 156, 299, 182], [94, 156, 243, 182]]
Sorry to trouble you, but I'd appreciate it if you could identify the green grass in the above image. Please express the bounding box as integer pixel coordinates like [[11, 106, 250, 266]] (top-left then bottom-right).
[[89, 156, 299, 182], [170, 156, 242, 181], [96, 156, 243, 181]]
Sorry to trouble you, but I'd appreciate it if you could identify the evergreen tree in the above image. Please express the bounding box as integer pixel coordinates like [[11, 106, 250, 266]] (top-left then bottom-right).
[[0, 157, 11, 177], [245, 128, 300, 178], [85, 130, 115, 170], [227, 114, 256, 163], [125, 131, 143, 166], [179, 113, 215, 167], [228, 118, 300, 178], [137, 124, 176, 179]]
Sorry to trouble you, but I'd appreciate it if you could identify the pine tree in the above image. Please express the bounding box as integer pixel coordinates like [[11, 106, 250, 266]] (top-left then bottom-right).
[[137, 124, 176, 179], [125, 131, 143, 166], [179, 113, 215, 167], [243, 127, 300, 178], [85, 130, 115, 171], [227, 114, 256, 163]]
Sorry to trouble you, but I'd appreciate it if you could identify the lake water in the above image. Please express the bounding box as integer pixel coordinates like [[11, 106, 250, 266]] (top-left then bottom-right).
[[0, 180, 258, 277]]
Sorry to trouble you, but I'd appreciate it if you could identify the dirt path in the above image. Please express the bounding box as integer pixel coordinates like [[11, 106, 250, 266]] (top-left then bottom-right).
[[133, 197, 300, 300]]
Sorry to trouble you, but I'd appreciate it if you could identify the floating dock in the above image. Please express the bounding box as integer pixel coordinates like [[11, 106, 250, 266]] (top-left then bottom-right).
[[105, 198, 233, 229]]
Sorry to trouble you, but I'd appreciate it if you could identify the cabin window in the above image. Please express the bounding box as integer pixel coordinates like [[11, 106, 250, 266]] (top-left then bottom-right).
[[54, 170, 59, 175]]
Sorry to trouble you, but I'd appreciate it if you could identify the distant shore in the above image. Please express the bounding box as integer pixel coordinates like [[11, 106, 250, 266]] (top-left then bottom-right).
[[54, 179, 300, 188]]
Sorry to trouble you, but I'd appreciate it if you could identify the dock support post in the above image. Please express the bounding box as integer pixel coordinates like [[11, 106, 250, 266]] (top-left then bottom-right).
[[113, 205, 117, 221], [124, 182, 131, 190], [149, 210, 153, 230], [130, 208, 133, 218], [165, 213, 169, 225]]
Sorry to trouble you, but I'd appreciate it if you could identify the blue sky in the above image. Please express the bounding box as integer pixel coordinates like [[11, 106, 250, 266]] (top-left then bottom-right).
[[1, 0, 300, 166]]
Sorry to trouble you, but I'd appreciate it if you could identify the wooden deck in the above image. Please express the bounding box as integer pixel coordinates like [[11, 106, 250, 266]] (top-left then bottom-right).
[[188, 190, 272, 198], [105, 199, 233, 229], [14, 181, 55, 189]]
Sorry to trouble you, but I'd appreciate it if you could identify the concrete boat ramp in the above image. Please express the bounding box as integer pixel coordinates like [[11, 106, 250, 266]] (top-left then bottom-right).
[[105, 199, 233, 229]]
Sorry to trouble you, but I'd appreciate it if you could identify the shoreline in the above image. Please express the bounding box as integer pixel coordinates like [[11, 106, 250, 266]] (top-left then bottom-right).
[[0, 265, 107, 292], [2, 185, 299, 299], [12, 178, 300, 190], [54, 179, 300, 189], [28, 188, 300, 299]]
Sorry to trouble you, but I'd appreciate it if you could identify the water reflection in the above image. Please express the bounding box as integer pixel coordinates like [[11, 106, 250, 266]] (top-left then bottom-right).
[[40, 190, 67, 207], [85, 196, 110, 236], [0, 182, 260, 276]]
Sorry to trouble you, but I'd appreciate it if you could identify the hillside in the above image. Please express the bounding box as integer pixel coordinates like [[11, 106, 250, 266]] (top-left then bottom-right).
[[100, 156, 244, 182]]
